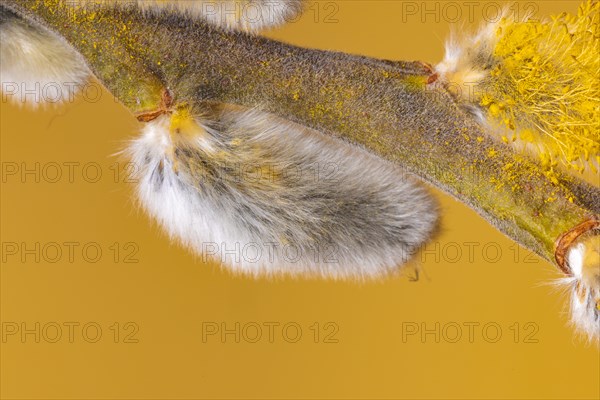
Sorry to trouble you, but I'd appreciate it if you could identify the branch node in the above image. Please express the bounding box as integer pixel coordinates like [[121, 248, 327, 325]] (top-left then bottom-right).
[[554, 216, 600, 275]]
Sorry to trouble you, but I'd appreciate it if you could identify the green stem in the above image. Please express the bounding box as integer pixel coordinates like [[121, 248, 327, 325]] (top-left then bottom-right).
[[5, 0, 599, 267]]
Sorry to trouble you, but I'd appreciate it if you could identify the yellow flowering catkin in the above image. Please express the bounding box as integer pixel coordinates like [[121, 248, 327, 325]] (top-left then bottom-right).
[[479, 0, 599, 175]]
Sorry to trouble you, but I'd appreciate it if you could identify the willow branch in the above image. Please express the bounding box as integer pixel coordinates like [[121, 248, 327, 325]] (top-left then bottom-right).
[[4, 0, 599, 270]]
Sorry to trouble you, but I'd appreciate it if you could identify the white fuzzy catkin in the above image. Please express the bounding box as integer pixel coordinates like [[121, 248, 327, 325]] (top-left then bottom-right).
[[560, 237, 600, 343], [128, 107, 438, 279], [0, 14, 90, 107], [77, 0, 304, 31]]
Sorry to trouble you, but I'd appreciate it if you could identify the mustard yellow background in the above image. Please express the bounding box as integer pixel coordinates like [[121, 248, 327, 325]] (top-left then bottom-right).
[[1, 1, 598, 399]]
